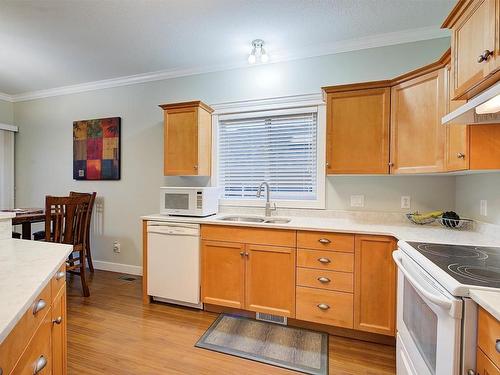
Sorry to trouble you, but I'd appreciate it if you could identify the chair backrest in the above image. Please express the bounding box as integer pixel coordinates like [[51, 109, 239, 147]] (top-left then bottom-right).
[[70, 191, 96, 225], [45, 195, 91, 245]]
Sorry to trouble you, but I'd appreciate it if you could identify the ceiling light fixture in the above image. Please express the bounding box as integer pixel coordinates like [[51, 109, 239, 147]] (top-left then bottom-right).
[[248, 39, 269, 64]]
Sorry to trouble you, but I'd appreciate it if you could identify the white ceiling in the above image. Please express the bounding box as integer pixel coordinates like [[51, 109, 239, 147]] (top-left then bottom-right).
[[0, 0, 455, 97]]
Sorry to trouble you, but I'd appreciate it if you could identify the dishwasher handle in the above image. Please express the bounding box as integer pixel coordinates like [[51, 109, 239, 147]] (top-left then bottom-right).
[[147, 224, 199, 236]]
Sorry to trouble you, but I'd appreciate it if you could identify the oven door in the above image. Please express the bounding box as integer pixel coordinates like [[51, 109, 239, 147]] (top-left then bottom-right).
[[393, 250, 463, 375]]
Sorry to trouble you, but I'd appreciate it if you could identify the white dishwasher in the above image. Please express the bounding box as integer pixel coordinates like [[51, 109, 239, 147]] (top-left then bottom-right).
[[147, 221, 202, 309]]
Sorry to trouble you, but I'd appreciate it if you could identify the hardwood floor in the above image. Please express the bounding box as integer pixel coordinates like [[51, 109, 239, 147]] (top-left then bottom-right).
[[67, 270, 396, 375]]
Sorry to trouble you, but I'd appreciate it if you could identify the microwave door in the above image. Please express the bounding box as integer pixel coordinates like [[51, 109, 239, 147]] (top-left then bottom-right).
[[163, 192, 190, 213]]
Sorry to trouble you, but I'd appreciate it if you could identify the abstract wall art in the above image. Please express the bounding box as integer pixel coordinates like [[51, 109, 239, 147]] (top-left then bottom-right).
[[73, 117, 121, 180]]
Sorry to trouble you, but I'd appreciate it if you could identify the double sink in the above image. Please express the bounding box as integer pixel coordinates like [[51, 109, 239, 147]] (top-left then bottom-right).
[[217, 215, 291, 224]]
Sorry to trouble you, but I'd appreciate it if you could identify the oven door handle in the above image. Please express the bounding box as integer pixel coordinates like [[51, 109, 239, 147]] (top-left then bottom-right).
[[393, 252, 453, 310]]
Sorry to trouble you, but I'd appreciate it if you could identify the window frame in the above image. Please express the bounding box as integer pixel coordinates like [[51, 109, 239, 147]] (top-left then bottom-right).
[[211, 94, 326, 209]]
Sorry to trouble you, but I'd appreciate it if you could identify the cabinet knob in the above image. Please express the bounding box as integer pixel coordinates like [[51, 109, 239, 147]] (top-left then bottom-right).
[[194, 165, 198, 170], [32, 299, 47, 315], [478, 50, 493, 63], [317, 257, 331, 264], [318, 238, 331, 244], [317, 277, 331, 284], [55, 271, 65, 280], [52, 316, 63, 325], [33, 355, 47, 374], [457, 152, 465, 159], [244, 252, 249, 257], [317, 303, 330, 310], [388, 162, 394, 167], [496, 339, 500, 353], [240, 251, 244, 256]]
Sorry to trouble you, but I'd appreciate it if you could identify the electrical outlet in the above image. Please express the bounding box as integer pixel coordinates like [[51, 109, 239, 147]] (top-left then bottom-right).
[[350, 195, 365, 208], [480, 200, 488, 216], [401, 196, 411, 209], [113, 241, 121, 253]]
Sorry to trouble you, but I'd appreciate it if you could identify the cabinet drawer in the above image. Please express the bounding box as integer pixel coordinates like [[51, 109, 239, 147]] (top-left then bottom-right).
[[297, 268, 353, 293], [297, 231, 354, 252], [51, 263, 66, 301], [201, 225, 296, 247], [297, 249, 354, 272], [476, 347, 500, 375], [0, 283, 51, 374], [296, 286, 353, 328], [11, 310, 52, 375], [478, 307, 500, 369]]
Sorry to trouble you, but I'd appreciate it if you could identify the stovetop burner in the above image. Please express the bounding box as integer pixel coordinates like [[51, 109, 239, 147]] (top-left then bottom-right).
[[407, 242, 500, 288]]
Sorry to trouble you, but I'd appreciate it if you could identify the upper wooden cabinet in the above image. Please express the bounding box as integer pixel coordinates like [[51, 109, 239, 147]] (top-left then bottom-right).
[[442, 0, 500, 99], [159, 101, 213, 176], [323, 84, 391, 174], [390, 67, 447, 174]]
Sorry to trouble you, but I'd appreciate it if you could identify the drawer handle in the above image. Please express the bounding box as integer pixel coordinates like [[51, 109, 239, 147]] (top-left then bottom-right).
[[53, 316, 63, 325], [318, 238, 331, 244], [478, 49, 493, 63], [317, 277, 331, 284], [496, 339, 500, 353], [457, 152, 465, 159], [32, 299, 47, 315], [317, 257, 331, 264], [33, 355, 47, 374], [55, 271, 65, 280], [317, 303, 330, 310]]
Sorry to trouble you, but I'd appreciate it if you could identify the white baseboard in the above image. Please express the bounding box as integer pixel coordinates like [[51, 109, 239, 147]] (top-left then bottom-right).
[[92, 260, 143, 276]]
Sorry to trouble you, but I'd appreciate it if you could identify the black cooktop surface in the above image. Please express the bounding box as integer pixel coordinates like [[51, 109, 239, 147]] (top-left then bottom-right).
[[407, 242, 500, 288]]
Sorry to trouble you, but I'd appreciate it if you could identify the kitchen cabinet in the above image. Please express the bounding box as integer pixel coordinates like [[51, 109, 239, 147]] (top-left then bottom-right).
[[201, 240, 245, 309], [390, 67, 447, 174], [0, 265, 68, 375], [476, 307, 500, 371], [201, 225, 296, 317], [354, 235, 396, 336], [159, 100, 213, 176], [442, 0, 500, 100], [323, 84, 391, 174], [469, 124, 500, 169], [445, 61, 470, 171]]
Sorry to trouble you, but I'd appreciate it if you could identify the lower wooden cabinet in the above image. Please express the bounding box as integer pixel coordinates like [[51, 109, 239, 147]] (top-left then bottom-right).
[[354, 235, 397, 336], [201, 238, 296, 317], [476, 348, 500, 375], [51, 287, 67, 375], [201, 241, 245, 309], [477, 307, 500, 372]]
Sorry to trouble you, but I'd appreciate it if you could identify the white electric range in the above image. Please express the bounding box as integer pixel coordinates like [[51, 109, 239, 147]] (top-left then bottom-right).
[[393, 241, 500, 375]]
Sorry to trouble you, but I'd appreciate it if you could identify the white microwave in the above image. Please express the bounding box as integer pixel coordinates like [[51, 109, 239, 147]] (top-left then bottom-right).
[[160, 187, 220, 217]]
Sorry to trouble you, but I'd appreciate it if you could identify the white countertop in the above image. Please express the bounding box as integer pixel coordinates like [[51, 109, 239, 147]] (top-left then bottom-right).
[[0, 212, 15, 220], [0, 239, 72, 344], [470, 290, 500, 321], [141, 213, 500, 247]]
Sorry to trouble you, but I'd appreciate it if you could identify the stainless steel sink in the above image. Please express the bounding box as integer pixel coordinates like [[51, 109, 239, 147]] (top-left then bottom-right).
[[218, 216, 266, 223], [264, 218, 291, 224], [217, 216, 291, 224]]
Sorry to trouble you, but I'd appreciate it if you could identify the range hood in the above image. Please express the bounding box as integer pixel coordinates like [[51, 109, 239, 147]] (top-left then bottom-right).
[[442, 81, 500, 125]]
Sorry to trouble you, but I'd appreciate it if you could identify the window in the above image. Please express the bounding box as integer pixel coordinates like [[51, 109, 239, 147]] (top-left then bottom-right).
[[214, 102, 325, 209], [0, 124, 17, 209]]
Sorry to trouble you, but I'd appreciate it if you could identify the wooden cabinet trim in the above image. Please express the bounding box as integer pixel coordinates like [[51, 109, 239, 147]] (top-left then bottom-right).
[[201, 225, 296, 247], [476, 347, 500, 375], [477, 306, 500, 369], [159, 100, 214, 113]]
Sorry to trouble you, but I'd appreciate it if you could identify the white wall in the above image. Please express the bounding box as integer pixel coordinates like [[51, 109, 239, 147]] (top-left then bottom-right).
[[13, 38, 454, 268], [0, 99, 14, 124], [455, 173, 500, 225]]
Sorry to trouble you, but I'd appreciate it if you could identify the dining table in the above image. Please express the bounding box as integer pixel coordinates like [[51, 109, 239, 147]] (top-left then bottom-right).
[[2, 208, 45, 240]]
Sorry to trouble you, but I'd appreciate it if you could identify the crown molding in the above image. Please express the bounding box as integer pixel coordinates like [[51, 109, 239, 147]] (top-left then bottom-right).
[[8, 26, 449, 103], [0, 92, 14, 102]]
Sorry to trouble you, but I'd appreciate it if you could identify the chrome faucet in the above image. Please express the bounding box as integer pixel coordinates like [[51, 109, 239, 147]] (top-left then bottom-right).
[[256, 182, 277, 217]]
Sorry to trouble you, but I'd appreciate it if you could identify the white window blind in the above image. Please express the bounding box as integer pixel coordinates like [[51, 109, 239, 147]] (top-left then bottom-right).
[[218, 109, 318, 201]]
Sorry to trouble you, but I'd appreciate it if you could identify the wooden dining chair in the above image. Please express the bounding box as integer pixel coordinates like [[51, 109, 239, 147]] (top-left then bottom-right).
[[70, 191, 97, 272], [45, 195, 92, 297]]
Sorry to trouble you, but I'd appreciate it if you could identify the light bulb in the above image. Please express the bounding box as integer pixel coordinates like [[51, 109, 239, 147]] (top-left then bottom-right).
[[248, 53, 256, 64], [476, 94, 500, 114]]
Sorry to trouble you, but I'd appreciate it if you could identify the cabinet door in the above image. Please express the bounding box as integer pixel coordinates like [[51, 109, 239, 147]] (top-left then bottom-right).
[[164, 108, 199, 175], [51, 287, 67, 375], [452, 0, 499, 99], [445, 63, 469, 171], [245, 244, 295, 317], [390, 69, 446, 174], [326, 88, 390, 174], [201, 240, 245, 309], [476, 348, 500, 375], [354, 235, 396, 336]]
